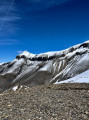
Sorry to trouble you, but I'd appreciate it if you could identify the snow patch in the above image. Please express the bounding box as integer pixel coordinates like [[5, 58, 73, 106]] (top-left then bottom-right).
[[0, 63, 4, 65], [20, 50, 36, 58], [7, 59, 25, 73], [55, 69, 89, 84], [39, 61, 52, 73], [12, 85, 18, 91]]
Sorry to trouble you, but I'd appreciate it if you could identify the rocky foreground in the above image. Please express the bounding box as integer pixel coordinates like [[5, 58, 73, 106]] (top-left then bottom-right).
[[0, 83, 89, 120]]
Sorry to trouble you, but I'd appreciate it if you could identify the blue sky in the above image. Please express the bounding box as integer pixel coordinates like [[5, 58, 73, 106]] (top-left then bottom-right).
[[0, 0, 89, 62]]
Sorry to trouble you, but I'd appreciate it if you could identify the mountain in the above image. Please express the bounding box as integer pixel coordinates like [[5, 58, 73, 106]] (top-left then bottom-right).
[[0, 40, 89, 92]]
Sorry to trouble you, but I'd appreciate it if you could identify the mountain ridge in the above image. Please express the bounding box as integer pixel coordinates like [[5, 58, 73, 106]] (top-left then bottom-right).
[[0, 40, 89, 92]]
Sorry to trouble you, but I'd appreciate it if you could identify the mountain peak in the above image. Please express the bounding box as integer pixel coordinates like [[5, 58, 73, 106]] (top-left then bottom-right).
[[16, 50, 35, 59], [0, 40, 89, 92]]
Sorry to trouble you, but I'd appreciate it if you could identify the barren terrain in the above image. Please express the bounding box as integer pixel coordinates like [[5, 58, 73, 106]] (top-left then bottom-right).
[[0, 83, 89, 120]]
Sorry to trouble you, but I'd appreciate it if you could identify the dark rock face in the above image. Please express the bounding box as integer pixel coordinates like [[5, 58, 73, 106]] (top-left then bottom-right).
[[79, 43, 89, 48], [16, 55, 20, 60], [0, 41, 89, 92], [7, 62, 16, 68]]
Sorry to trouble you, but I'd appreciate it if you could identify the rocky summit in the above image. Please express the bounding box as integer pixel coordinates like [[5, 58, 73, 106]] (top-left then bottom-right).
[[0, 40, 89, 92]]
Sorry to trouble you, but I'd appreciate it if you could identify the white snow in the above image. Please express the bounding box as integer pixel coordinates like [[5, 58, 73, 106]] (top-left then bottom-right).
[[0, 63, 4, 65], [12, 85, 23, 91], [84, 40, 89, 43], [55, 69, 89, 84], [7, 59, 25, 74], [12, 85, 18, 91], [20, 50, 36, 58], [66, 47, 87, 59], [39, 61, 52, 73], [77, 52, 89, 64]]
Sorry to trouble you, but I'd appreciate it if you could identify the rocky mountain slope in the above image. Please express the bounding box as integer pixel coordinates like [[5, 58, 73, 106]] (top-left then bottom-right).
[[0, 83, 89, 120], [0, 40, 89, 92]]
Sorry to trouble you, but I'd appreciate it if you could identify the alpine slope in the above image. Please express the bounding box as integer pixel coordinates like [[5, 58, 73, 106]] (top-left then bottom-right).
[[0, 40, 89, 92]]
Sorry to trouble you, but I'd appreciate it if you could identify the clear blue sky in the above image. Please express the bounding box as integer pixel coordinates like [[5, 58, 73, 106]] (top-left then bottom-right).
[[0, 0, 89, 62]]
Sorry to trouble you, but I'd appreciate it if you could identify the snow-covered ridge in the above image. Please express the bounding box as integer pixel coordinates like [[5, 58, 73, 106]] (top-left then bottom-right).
[[0, 40, 89, 92], [18, 51, 36, 58], [16, 40, 89, 61]]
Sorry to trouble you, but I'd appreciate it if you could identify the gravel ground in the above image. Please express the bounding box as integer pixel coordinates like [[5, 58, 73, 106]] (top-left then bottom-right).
[[0, 83, 89, 120]]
